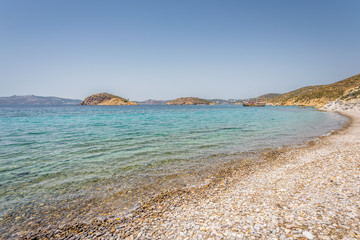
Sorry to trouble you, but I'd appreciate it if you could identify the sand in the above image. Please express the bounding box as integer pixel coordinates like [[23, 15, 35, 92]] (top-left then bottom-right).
[[21, 110, 360, 239]]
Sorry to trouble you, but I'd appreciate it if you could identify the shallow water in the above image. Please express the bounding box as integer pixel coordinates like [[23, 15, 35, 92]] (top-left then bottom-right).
[[0, 105, 347, 234]]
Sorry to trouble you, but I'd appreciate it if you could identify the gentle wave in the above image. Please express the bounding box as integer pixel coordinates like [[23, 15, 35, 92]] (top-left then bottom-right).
[[0, 105, 347, 232]]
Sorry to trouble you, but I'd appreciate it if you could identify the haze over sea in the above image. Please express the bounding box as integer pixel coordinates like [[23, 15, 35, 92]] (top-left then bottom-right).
[[0, 105, 347, 232]]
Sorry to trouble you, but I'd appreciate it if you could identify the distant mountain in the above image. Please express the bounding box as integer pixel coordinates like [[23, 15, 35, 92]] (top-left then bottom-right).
[[0, 95, 82, 105], [80, 93, 137, 105], [134, 99, 170, 105], [167, 97, 215, 105], [266, 73, 360, 108]]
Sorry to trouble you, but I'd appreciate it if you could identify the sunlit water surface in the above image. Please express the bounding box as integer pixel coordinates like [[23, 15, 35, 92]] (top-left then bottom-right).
[[0, 105, 347, 234]]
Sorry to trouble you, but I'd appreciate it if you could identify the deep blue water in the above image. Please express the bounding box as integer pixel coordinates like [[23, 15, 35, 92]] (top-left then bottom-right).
[[0, 105, 347, 229]]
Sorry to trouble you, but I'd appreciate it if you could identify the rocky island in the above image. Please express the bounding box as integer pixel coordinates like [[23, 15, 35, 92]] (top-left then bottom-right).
[[80, 93, 137, 105], [166, 97, 215, 105]]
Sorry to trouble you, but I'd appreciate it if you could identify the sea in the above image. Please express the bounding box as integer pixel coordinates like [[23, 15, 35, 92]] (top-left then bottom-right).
[[0, 104, 347, 235]]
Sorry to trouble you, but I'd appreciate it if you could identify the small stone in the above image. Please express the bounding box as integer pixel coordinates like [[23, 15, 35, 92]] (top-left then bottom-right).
[[320, 236, 330, 240], [302, 231, 314, 239]]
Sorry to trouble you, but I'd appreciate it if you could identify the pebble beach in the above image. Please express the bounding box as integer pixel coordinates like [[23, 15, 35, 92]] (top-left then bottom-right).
[[18, 109, 360, 239]]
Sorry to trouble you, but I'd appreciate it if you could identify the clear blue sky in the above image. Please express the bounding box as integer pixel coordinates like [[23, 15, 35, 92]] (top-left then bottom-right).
[[0, 0, 359, 100]]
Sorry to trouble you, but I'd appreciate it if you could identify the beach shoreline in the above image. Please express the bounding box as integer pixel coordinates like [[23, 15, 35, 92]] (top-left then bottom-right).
[[17, 110, 360, 239]]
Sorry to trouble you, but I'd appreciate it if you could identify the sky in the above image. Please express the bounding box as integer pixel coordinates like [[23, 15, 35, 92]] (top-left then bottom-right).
[[0, 0, 359, 101]]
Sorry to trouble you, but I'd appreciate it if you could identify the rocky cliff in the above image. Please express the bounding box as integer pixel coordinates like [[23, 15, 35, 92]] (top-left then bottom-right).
[[321, 85, 360, 111], [321, 99, 360, 111], [80, 93, 137, 105], [266, 73, 360, 108], [166, 97, 215, 105]]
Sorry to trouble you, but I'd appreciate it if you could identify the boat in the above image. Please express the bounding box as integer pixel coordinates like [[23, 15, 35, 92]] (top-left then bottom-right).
[[242, 99, 266, 107]]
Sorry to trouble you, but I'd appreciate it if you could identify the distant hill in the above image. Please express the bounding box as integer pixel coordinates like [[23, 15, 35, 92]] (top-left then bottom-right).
[[0, 95, 81, 105], [206, 99, 242, 104], [266, 73, 360, 108], [257, 93, 281, 99], [167, 97, 215, 105], [242, 93, 281, 103], [80, 93, 137, 105], [135, 98, 242, 105], [134, 99, 170, 105]]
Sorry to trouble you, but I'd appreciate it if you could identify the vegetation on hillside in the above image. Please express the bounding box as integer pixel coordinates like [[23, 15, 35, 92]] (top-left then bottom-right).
[[266, 73, 360, 107]]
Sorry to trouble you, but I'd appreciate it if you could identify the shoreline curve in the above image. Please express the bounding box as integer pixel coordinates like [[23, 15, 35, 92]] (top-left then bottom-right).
[[18, 110, 359, 239]]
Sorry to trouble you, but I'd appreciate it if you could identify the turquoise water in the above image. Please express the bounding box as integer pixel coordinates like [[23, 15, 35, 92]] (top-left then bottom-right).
[[0, 105, 347, 233]]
